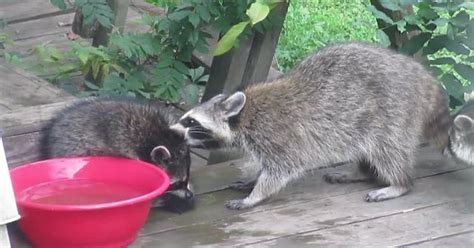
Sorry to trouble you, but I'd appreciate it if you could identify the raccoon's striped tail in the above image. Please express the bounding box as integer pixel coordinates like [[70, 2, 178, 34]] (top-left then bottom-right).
[[423, 91, 452, 152]]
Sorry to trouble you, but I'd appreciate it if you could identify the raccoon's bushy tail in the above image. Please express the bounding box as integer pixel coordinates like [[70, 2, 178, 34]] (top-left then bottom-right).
[[423, 90, 452, 152]]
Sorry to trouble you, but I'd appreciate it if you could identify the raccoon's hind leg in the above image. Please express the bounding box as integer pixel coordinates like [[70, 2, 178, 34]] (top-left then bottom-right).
[[365, 148, 413, 202], [324, 160, 374, 183], [225, 167, 298, 210]]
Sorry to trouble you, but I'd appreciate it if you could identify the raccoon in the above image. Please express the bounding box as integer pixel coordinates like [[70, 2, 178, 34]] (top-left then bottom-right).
[[40, 96, 195, 213], [444, 92, 474, 165], [171, 42, 450, 210]]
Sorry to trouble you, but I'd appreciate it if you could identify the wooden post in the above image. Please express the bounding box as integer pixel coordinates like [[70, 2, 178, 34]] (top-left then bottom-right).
[[92, 0, 130, 47], [201, 36, 255, 101], [203, 3, 288, 164], [241, 3, 288, 87]]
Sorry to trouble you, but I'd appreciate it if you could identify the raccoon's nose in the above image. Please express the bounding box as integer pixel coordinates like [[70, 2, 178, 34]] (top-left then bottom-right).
[[185, 190, 194, 199]]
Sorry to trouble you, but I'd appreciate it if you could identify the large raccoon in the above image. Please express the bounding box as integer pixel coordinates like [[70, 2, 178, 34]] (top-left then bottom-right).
[[171, 42, 450, 210], [444, 92, 474, 165], [40, 97, 194, 212]]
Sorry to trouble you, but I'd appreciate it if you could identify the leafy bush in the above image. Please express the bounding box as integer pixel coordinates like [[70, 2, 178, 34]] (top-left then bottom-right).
[[369, 0, 473, 110], [43, 0, 282, 104]]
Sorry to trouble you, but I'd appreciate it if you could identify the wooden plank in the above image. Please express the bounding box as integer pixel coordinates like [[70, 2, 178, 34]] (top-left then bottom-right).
[[251, 199, 474, 247], [0, 62, 72, 114], [4, 13, 74, 41], [0, 99, 75, 134], [403, 230, 474, 247], [241, 3, 288, 87], [0, 0, 73, 24], [201, 35, 254, 101], [131, 167, 474, 247]]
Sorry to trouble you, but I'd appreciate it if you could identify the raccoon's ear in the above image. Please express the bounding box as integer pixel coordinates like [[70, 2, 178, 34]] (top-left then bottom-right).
[[151, 146, 171, 165], [207, 94, 227, 104], [454, 115, 473, 131], [221, 91, 246, 118]]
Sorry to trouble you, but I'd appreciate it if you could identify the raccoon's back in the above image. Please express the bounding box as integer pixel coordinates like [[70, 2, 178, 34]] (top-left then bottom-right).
[[40, 97, 170, 159], [241, 42, 448, 157]]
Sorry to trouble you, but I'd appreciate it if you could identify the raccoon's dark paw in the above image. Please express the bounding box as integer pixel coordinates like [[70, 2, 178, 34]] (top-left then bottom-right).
[[228, 180, 256, 192], [323, 172, 351, 184], [225, 199, 253, 210]]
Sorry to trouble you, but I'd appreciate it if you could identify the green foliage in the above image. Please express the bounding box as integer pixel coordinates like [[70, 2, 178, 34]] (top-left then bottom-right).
[[276, 0, 379, 72], [40, 0, 286, 104], [213, 0, 286, 56], [369, 0, 474, 110], [50, 0, 114, 28], [0, 21, 23, 66]]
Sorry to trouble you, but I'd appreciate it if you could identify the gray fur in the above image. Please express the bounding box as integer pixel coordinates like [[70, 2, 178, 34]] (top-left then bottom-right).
[[172, 42, 450, 210], [41, 96, 194, 212], [445, 95, 474, 165]]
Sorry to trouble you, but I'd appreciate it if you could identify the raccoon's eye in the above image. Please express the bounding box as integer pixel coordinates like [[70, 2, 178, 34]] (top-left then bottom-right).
[[180, 117, 200, 128]]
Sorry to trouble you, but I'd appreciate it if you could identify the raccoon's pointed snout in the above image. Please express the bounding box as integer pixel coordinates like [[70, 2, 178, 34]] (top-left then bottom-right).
[[170, 123, 187, 135], [184, 189, 194, 199]]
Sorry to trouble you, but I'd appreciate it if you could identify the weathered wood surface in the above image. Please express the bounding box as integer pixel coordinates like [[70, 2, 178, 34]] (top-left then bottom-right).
[[128, 146, 474, 247], [0, 0, 73, 24], [0, 61, 73, 114]]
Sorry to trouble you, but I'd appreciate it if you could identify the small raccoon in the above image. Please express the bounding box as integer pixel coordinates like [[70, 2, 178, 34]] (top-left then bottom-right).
[[40, 97, 194, 213], [171, 42, 450, 210], [445, 92, 474, 165]]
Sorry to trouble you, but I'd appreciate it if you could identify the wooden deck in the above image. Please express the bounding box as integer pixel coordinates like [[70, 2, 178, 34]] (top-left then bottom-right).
[[1, 0, 474, 247]]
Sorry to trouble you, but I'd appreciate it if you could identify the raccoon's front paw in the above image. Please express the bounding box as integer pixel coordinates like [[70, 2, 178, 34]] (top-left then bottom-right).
[[229, 180, 256, 191], [225, 199, 253, 210]]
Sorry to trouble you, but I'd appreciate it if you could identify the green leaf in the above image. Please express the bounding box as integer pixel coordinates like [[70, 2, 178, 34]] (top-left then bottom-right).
[[378, 0, 400, 11], [246, 2, 270, 25], [50, 0, 67, 10], [467, 20, 474, 40], [96, 14, 112, 28], [367, 5, 394, 24], [173, 60, 189, 75], [430, 66, 444, 77], [400, 32, 432, 55], [442, 73, 464, 99], [399, 0, 417, 7], [376, 30, 391, 47], [213, 21, 249, 56], [403, 15, 422, 26], [418, 6, 439, 20], [168, 10, 192, 21], [454, 64, 474, 82], [423, 35, 448, 55], [84, 80, 99, 90], [459, 1, 474, 10], [458, 35, 474, 50], [181, 84, 200, 105], [395, 20, 407, 32], [429, 17, 449, 27], [429, 57, 456, 65], [451, 10, 470, 27], [445, 40, 470, 55], [196, 5, 211, 22], [189, 13, 200, 28]]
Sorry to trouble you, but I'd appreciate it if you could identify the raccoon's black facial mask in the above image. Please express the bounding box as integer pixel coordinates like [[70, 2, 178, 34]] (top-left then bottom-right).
[[179, 117, 221, 148]]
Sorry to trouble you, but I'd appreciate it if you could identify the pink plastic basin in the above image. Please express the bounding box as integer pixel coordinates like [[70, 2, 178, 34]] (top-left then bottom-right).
[[9, 157, 170, 248]]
